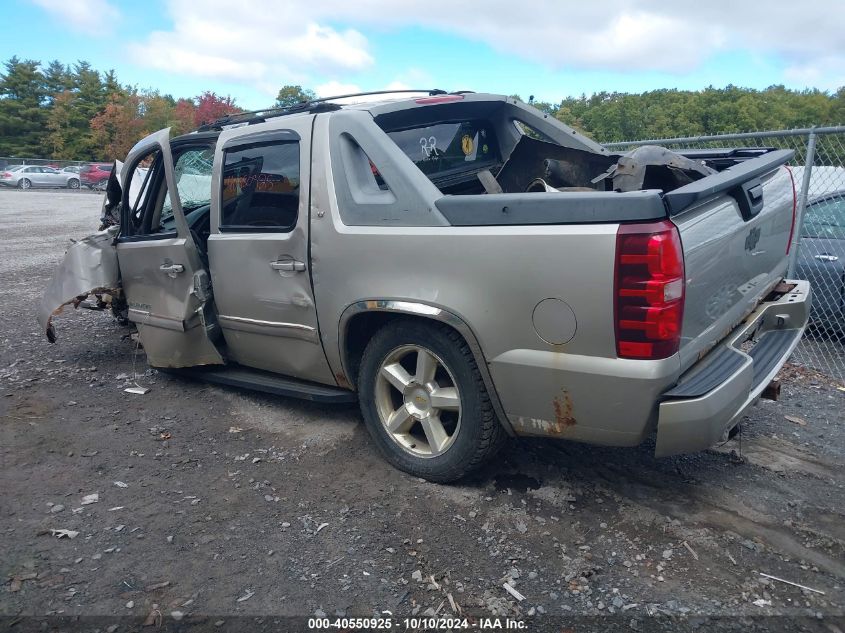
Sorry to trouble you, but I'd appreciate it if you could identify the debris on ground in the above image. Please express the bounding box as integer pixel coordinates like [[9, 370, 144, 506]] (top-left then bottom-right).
[[145, 581, 170, 591], [236, 590, 255, 603], [784, 415, 808, 426], [49, 529, 79, 539], [759, 572, 825, 595], [502, 582, 525, 602]]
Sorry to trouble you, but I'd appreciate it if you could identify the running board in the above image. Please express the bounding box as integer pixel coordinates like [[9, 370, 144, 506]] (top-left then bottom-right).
[[162, 365, 357, 404]]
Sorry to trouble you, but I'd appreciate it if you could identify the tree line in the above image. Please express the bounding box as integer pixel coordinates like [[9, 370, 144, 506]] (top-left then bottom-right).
[[531, 85, 845, 142], [0, 57, 316, 161], [2, 55, 844, 161]]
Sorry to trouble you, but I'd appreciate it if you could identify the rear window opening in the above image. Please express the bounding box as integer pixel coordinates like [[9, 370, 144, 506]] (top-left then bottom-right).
[[384, 119, 501, 195], [376, 102, 722, 197]]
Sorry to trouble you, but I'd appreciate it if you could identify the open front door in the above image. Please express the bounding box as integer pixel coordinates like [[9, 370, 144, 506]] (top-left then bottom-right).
[[115, 129, 224, 368]]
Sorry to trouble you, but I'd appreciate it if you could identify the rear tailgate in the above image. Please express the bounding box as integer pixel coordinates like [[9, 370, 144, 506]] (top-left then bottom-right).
[[666, 150, 796, 372]]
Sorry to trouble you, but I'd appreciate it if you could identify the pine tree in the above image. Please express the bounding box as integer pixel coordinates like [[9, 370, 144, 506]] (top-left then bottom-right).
[[0, 56, 48, 156], [43, 60, 73, 102]]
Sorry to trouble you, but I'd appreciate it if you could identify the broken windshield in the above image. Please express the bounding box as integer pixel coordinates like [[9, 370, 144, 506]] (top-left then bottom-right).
[[162, 147, 214, 217]]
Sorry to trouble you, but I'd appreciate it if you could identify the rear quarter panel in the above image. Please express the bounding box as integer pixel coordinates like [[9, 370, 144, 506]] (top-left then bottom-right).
[[309, 116, 680, 446]]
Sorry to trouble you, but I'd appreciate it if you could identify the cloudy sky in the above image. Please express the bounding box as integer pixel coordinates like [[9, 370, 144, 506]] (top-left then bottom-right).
[[2, 0, 842, 109]]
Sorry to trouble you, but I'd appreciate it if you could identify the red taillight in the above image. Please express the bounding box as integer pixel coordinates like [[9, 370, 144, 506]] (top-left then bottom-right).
[[614, 220, 685, 360], [1, 172, 10, 178]]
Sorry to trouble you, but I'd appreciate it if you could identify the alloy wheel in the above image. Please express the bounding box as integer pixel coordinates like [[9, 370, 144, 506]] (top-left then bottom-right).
[[374, 344, 462, 458]]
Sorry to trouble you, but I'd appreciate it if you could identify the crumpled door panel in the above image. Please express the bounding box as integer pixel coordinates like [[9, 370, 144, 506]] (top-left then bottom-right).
[[37, 227, 120, 342]]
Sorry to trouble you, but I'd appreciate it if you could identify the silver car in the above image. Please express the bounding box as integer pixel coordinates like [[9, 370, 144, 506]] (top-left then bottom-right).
[[0, 165, 81, 189], [38, 92, 811, 482]]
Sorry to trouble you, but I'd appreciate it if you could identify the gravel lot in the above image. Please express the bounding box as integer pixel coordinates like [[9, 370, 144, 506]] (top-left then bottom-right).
[[1, 190, 844, 631]]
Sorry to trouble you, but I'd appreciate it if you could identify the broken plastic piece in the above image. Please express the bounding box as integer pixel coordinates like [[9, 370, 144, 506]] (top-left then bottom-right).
[[50, 529, 79, 539], [502, 582, 525, 601]]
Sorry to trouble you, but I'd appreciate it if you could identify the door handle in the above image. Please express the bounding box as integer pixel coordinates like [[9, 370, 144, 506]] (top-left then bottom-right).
[[160, 263, 185, 278], [270, 260, 306, 272]]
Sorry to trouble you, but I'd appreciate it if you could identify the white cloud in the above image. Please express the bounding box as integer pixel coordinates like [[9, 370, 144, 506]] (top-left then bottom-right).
[[30, 0, 120, 35], [314, 81, 362, 98], [125, 0, 844, 93], [784, 57, 845, 91], [128, 0, 372, 88], [336, 0, 843, 75]]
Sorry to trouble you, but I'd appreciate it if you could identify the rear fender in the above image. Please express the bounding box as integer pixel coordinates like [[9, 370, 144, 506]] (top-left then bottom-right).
[[37, 227, 121, 342]]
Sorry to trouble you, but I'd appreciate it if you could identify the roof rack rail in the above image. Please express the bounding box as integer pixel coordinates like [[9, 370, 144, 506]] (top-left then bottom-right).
[[197, 88, 456, 132]]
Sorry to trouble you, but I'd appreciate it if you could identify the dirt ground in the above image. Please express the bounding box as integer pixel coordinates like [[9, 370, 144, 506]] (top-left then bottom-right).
[[1, 190, 844, 632]]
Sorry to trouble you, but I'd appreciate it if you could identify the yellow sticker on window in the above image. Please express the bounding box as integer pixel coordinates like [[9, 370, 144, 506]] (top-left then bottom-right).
[[461, 134, 473, 156]]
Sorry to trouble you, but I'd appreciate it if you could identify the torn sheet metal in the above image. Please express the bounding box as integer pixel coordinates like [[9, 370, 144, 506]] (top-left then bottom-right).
[[37, 227, 120, 342], [599, 145, 715, 192], [497, 136, 618, 193]]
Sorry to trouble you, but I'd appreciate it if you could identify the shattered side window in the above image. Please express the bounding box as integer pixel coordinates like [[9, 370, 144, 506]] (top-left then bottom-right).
[[162, 148, 214, 224]]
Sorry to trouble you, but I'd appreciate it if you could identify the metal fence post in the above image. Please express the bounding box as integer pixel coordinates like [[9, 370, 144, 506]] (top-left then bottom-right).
[[787, 130, 817, 278]]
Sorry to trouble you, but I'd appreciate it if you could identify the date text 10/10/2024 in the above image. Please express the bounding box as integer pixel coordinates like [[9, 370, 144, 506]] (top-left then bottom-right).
[[308, 617, 527, 630]]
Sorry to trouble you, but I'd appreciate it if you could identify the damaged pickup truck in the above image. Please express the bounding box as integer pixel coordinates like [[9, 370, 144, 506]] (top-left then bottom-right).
[[38, 91, 811, 482]]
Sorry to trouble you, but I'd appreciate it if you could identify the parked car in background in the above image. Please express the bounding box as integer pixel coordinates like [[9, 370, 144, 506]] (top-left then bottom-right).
[[789, 167, 845, 337], [0, 164, 80, 189], [0, 165, 25, 186], [62, 165, 81, 175], [80, 163, 113, 189], [795, 190, 845, 336]]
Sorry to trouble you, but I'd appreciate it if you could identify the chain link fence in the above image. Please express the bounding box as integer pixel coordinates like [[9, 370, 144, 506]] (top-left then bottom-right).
[[0, 156, 94, 169], [606, 127, 845, 381]]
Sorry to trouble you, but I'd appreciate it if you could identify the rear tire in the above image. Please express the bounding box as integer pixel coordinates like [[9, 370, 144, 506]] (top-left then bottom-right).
[[68, 178, 80, 189], [358, 320, 506, 483], [18, 178, 31, 190]]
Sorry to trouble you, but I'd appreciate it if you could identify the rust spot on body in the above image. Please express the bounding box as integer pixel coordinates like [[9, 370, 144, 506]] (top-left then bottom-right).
[[509, 389, 577, 437], [334, 372, 352, 389], [552, 389, 576, 432]]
